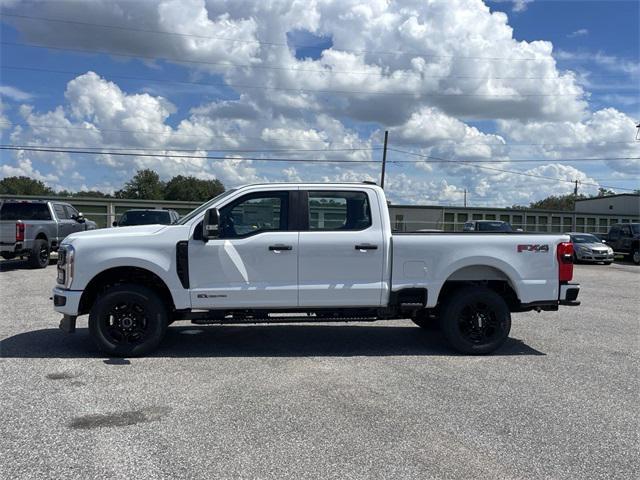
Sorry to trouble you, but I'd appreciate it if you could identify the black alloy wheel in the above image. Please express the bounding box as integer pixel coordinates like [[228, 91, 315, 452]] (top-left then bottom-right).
[[29, 239, 50, 269], [89, 284, 168, 357], [438, 286, 511, 355]]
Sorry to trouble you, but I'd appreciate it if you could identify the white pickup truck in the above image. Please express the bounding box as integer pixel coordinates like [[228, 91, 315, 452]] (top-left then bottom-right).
[[53, 182, 580, 356]]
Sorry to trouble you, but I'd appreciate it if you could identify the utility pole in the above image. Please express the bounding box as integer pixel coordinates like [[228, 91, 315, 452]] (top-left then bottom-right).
[[380, 130, 388, 189], [573, 179, 578, 231], [464, 188, 467, 208]]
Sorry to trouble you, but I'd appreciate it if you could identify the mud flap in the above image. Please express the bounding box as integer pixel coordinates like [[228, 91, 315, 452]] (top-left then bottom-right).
[[59, 315, 77, 333]]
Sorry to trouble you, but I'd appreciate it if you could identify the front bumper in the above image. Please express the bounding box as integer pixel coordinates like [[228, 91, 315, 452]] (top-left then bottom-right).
[[52, 287, 83, 316], [576, 250, 614, 262], [559, 282, 580, 306]]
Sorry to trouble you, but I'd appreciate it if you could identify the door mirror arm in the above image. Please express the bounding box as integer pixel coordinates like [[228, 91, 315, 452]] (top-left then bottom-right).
[[202, 207, 219, 242]]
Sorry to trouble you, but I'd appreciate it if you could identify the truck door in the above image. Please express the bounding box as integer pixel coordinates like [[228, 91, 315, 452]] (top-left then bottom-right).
[[621, 224, 633, 252], [188, 190, 299, 309], [64, 205, 85, 233], [53, 203, 75, 241], [298, 189, 385, 307]]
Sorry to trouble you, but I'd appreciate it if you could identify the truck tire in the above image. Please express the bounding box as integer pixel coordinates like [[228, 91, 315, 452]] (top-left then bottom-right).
[[89, 284, 168, 357], [28, 239, 50, 269], [633, 248, 640, 265], [438, 286, 511, 355]]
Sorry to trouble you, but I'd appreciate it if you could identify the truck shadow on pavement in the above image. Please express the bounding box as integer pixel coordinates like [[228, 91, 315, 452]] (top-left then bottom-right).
[[0, 258, 57, 271], [0, 324, 545, 358]]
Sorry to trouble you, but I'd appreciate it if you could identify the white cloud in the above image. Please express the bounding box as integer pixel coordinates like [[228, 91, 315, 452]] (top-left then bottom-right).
[[1, 0, 635, 204], [567, 28, 589, 38], [0, 86, 33, 101], [512, 0, 534, 12]]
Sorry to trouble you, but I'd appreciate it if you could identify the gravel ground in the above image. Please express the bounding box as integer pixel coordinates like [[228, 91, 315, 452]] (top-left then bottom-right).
[[0, 259, 638, 480]]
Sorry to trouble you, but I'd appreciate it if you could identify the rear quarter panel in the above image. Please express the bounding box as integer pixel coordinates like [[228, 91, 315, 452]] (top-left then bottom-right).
[[392, 233, 567, 307]]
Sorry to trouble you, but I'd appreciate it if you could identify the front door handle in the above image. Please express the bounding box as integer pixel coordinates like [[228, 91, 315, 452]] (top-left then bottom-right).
[[355, 244, 378, 251], [269, 244, 293, 251]]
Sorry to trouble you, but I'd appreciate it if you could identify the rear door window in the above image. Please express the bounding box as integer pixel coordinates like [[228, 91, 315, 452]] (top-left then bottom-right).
[[307, 191, 371, 231], [0, 202, 52, 221]]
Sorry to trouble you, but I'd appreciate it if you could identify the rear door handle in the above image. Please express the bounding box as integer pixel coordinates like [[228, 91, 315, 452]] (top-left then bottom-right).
[[355, 244, 378, 251], [269, 244, 293, 251]]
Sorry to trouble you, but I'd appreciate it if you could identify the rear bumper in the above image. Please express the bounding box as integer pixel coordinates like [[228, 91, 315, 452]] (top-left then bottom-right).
[[52, 287, 83, 316], [0, 242, 24, 254], [559, 282, 580, 306]]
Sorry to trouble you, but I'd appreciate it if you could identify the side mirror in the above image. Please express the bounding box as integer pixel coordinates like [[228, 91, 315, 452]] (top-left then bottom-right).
[[112, 221, 118, 227], [202, 207, 219, 242]]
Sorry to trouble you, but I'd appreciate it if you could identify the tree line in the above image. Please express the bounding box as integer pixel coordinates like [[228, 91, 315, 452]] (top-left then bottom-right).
[[0, 169, 225, 202]]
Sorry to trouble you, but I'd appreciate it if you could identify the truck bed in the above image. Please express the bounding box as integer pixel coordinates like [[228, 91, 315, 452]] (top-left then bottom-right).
[[391, 232, 567, 308]]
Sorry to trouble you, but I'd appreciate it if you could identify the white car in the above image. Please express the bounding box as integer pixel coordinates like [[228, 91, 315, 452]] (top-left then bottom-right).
[[53, 183, 580, 356]]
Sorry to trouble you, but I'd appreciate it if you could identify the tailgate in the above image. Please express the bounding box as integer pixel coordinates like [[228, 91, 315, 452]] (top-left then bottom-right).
[[0, 222, 17, 244]]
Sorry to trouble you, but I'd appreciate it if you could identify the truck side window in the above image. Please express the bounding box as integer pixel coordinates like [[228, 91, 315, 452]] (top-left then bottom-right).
[[54, 204, 69, 220], [218, 191, 289, 238], [608, 227, 620, 240], [307, 191, 371, 231], [65, 205, 79, 218]]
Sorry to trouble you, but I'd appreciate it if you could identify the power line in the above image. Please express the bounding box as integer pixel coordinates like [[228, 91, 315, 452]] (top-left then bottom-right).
[[387, 148, 640, 163], [2, 142, 634, 163], [0, 121, 360, 146], [0, 62, 584, 98], [0, 13, 579, 63], [2, 120, 636, 149], [0, 145, 380, 163], [386, 148, 639, 191], [1, 43, 631, 80], [0, 143, 380, 154], [2, 144, 637, 191]]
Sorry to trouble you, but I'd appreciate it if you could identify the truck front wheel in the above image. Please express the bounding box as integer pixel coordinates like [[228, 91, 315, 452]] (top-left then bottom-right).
[[89, 284, 168, 357], [438, 286, 511, 355], [632, 248, 640, 265]]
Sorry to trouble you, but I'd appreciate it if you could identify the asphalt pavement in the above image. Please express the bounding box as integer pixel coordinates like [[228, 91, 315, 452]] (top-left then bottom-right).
[[0, 259, 638, 479]]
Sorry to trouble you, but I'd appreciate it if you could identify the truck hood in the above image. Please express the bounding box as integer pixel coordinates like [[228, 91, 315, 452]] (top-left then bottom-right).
[[63, 224, 168, 244]]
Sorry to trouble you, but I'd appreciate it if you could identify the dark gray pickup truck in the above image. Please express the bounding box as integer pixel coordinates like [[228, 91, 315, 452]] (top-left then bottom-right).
[[0, 200, 97, 268]]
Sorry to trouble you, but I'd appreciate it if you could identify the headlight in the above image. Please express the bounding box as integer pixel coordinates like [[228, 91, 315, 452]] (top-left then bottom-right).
[[57, 245, 75, 288]]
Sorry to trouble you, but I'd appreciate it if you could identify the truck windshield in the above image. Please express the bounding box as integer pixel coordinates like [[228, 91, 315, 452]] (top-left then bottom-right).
[[119, 211, 171, 226], [177, 188, 238, 225], [0, 202, 52, 221], [478, 221, 512, 232], [631, 224, 639, 234]]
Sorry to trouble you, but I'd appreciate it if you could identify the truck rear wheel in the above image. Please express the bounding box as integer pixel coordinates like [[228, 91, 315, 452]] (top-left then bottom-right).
[[28, 239, 50, 269], [438, 286, 511, 355], [89, 284, 168, 357], [633, 248, 640, 265]]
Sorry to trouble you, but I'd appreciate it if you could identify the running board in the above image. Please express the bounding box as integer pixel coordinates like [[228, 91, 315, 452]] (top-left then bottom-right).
[[191, 316, 379, 325]]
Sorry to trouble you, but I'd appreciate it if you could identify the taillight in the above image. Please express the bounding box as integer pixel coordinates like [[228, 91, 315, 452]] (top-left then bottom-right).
[[16, 222, 25, 242], [557, 242, 574, 282]]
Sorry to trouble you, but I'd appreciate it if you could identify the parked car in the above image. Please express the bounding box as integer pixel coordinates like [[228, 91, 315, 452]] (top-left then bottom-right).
[[53, 182, 580, 357], [0, 200, 96, 268], [463, 220, 515, 232], [568, 232, 614, 264], [113, 209, 179, 227], [606, 223, 640, 264]]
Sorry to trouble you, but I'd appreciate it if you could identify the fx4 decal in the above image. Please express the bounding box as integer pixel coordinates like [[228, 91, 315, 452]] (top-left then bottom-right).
[[517, 244, 550, 253]]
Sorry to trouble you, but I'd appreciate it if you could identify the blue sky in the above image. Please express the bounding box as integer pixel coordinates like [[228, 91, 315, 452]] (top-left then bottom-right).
[[0, 0, 638, 205]]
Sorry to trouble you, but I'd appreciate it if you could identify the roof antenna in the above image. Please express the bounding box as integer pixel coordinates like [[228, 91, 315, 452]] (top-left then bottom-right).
[[636, 123, 640, 141]]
